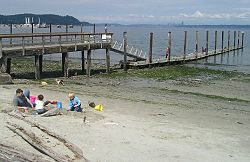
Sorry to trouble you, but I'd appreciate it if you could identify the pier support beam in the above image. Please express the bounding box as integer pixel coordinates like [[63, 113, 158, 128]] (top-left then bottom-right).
[[195, 31, 198, 59], [214, 31, 217, 53], [6, 58, 11, 74], [149, 32, 153, 68], [81, 51, 85, 74], [62, 52, 69, 77], [234, 31, 236, 49], [35, 55, 43, 79], [237, 31, 240, 49], [106, 48, 110, 73], [86, 49, 91, 77], [241, 31, 244, 47], [221, 31, 224, 52], [183, 31, 187, 61], [167, 32, 171, 61], [228, 31, 230, 51], [206, 31, 209, 56], [123, 32, 127, 72]]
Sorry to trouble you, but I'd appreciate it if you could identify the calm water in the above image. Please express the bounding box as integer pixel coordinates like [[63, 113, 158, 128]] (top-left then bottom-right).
[[0, 25, 249, 73]]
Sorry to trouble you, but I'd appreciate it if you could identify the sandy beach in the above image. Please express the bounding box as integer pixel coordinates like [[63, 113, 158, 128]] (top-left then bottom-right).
[[0, 67, 250, 162]]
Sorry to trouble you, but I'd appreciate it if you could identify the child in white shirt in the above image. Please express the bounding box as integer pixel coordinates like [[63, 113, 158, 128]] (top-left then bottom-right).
[[35, 94, 47, 114]]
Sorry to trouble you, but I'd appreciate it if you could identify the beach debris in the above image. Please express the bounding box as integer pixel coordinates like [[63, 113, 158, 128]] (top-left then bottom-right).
[[41, 81, 48, 86], [94, 104, 104, 111], [6, 114, 89, 162], [88, 101, 96, 108], [236, 121, 243, 124], [56, 79, 64, 85]]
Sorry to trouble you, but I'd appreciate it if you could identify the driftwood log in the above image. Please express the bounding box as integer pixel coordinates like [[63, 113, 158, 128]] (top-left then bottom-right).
[[0, 143, 51, 162], [7, 112, 89, 162]]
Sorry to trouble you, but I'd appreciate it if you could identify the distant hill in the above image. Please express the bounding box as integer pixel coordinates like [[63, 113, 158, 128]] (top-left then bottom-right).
[[0, 14, 92, 25]]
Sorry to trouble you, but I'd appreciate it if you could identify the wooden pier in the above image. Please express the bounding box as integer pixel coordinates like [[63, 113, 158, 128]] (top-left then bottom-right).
[[0, 29, 245, 78], [0, 32, 113, 78]]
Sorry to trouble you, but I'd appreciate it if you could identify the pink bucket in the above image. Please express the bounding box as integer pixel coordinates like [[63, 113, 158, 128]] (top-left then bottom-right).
[[30, 95, 37, 103]]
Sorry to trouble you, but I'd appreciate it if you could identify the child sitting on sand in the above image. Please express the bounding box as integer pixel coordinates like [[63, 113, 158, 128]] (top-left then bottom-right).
[[35, 94, 48, 114], [68, 92, 82, 112]]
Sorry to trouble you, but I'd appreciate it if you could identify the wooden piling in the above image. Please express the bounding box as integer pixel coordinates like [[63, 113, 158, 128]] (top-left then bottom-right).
[[183, 31, 187, 61], [228, 31, 230, 50], [237, 31, 240, 49], [106, 48, 110, 73], [10, 24, 12, 45], [35, 55, 43, 79], [49, 24, 52, 42], [31, 23, 34, 44], [168, 32, 171, 61], [105, 24, 107, 33], [196, 31, 198, 59], [6, 58, 11, 74], [123, 32, 128, 71], [241, 31, 244, 47], [62, 52, 69, 77], [206, 31, 209, 55], [214, 31, 217, 53], [0, 38, 2, 59], [81, 51, 85, 74], [86, 49, 91, 77], [234, 31, 236, 49], [66, 24, 68, 41], [221, 31, 224, 51], [149, 32, 153, 68]]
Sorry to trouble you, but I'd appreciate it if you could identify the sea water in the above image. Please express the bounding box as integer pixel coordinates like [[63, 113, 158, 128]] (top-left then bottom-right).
[[0, 25, 249, 73]]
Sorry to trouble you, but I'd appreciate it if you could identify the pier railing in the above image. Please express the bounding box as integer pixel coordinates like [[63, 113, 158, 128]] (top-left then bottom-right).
[[0, 32, 113, 58], [111, 40, 147, 61]]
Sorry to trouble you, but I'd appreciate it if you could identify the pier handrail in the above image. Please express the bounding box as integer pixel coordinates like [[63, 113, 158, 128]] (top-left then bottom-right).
[[0, 32, 113, 39], [111, 40, 148, 61]]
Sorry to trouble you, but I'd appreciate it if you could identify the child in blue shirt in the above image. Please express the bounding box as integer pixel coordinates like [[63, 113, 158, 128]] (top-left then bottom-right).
[[68, 92, 82, 112]]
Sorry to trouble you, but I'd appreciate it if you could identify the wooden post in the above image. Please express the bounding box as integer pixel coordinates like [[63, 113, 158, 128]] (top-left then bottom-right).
[[66, 24, 68, 41], [241, 31, 244, 47], [62, 52, 69, 77], [196, 31, 198, 59], [81, 51, 85, 74], [221, 31, 224, 52], [86, 49, 91, 77], [123, 32, 127, 71], [149, 32, 153, 68], [10, 23, 13, 45], [228, 31, 230, 51], [31, 23, 34, 44], [105, 24, 107, 33], [80, 24, 83, 41], [35, 55, 43, 79], [168, 32, 171, 61], [234, 31, 236, 49], [49, 24, 52, 42], [93, 24, 96, 33], [206, 31, 209, 56], [214, 31, 217, 53], [0, 38, 2, 59], [106, 48, 110, 73], [6, 58, 11, 74], [183, 31, 187, 61], [237, 31, 240, 49]]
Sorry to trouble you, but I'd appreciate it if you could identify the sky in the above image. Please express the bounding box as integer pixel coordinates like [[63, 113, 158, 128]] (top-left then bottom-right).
[[1, 0, 250, 25]]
